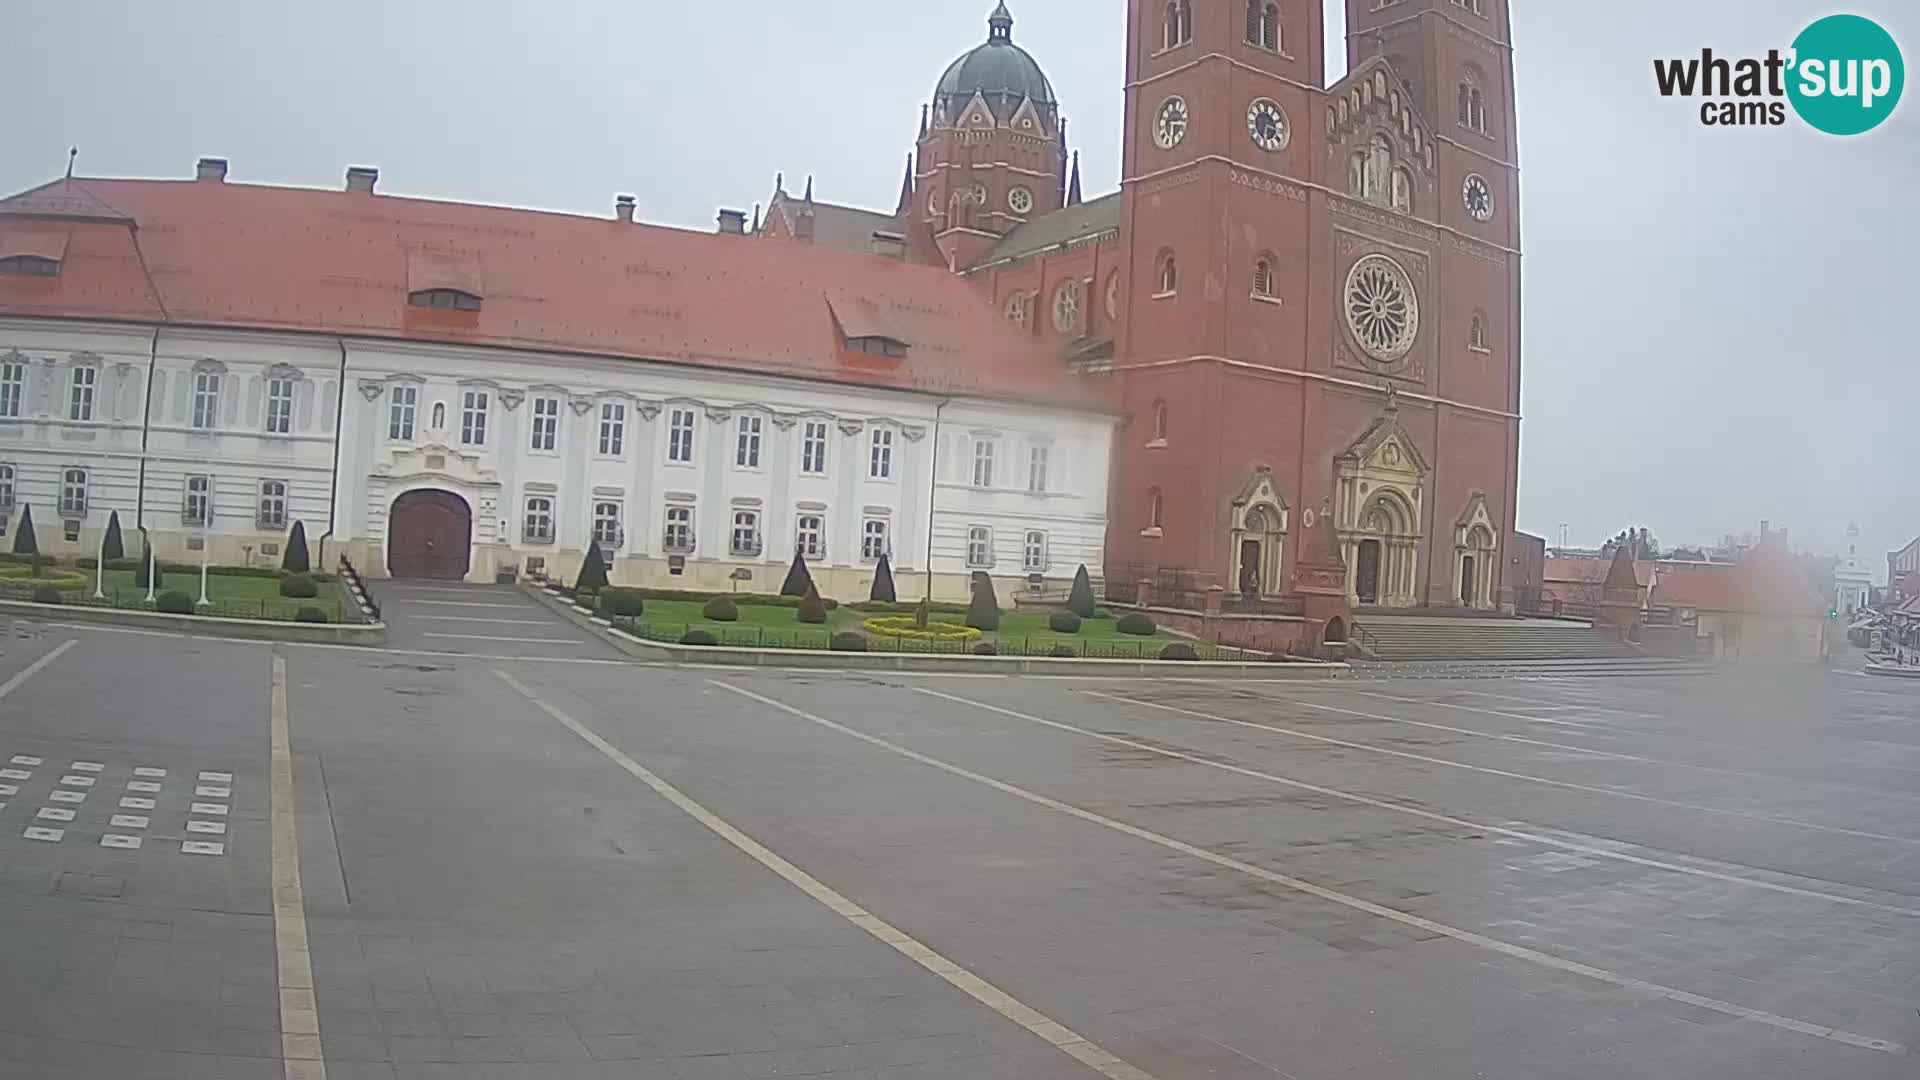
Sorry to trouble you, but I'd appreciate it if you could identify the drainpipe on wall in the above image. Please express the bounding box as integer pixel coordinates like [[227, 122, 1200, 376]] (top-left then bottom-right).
[[923, 398, 949, 607], [133, 326, 160, 551], [316, 337, 347, 568]]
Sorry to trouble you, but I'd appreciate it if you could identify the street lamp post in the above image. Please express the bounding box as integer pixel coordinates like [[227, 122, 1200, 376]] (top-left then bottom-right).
[[197, 460, 213, 607], [92, 514, 107, 600]]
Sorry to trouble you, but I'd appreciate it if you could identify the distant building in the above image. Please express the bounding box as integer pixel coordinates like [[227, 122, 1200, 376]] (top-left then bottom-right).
[[1506, 531, 1544, 613], [1652, 544, 1829, 663], [1889, 535, 1920, 606], [1834, 523, 1872, 618]]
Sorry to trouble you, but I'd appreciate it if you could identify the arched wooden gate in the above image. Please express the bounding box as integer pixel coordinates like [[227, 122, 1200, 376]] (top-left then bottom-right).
[[388, 490, 472, 580]]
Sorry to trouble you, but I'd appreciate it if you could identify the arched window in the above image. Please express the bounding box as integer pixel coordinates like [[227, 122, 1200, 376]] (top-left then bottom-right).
[[1052, 280, 1082, 333], [1163, 0, 1191, 49], [1348, 152, 1366, 198], [1005, 291, 1032, 329], [1459, 72, 1488, 133], [1252, 256, 1276, 299], [1366, 135, 1392, 201], [1246, 1, 1280, 51], [1155, 250, 1177, 296], [1148, 488, 1165, 530], [1469, 312, 1489, 351], [1152, 400, 1169, 442], [1391, 167, 1413, 214]]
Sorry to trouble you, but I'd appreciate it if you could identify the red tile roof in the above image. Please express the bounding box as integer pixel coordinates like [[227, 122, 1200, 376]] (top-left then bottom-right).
[[0, 175, 1110, 412], [1652, 548, 1825, 616]]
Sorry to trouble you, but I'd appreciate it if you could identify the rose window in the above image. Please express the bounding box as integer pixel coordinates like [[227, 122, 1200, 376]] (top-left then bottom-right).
[[1344, 254, 1420, 362]]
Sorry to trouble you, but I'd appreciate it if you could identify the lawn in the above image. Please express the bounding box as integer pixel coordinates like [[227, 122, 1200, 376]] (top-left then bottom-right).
[[87, 569, 343, 621]]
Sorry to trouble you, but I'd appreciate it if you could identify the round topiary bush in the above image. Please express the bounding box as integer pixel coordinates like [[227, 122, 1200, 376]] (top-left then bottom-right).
[[1050, 644, 1076, 658], [701, 596, 740, 622], [294, 606, 329, 624], [598, 589, 646, 618], [1159, 642, 1199, 661], [680, 629, 720, 646], [155, 590, 196, 615], [279, 574, 319, 599], [796, 586, 828, 625], [1048, 611, 1082, 634], [31, 584, 62, 605], [1116, 612, 1157, 636], [971, 641, 998, 656], [830, 631, 869, 652]]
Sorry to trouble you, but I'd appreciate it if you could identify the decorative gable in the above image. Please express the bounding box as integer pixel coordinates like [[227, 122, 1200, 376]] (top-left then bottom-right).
[[958, 90, 998, 130], [1007, 95, 1046, 138], [1338, 414, 1430, 480], [1453, 492, 1496, 546]]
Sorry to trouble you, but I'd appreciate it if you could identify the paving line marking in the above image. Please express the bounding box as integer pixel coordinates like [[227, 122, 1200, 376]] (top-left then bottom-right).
[[132, 767, 167, 778], [9, 755, 42, 766], [100, 834, 141, 850], [390, 600, 535, 610], [919, 688, 1920, 918], [196, 785, 232, 798], [421, 633, 584, 644], [0, 639, 77, 702], [47, 790, 85, 804], [183, 840, 225, 856], [200, 771, 233, 783], [119, 797, 155, 810], [0, 769, 28, 781], [35, 807, 75, 822], [1090, 692, 1920, 848], [127, 780, 162, 793], [23, 827, 62, 842], [192, 802, 229, 816], [269, 655, 325, 1080], [492, 669, 1155, 1080], [0, 785, 15, 797], [709, 680, 1906, 1057], [110, 814, 149, 829], [410, 615, 559, 625], [69, 761, 104, 772]]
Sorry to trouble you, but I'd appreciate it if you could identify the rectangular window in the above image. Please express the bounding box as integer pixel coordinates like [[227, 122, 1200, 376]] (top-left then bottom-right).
[[530, 396, 559, 452], [599, 403, 626, 456], [861, 519, 888, 562], [870, 428, 894, 479], [523, 496, 555, 543], [266, 377, 295, 435], [71, 366, 97, 422], [967, 526, 993, 568], [1023, 530, 1048, 572], [796, 514, 825, 560], [0, 362, 25, 418], [972, 439, 995, 488], [663, 505, 694, 552], [59, 468, 87, 517], [730, 510, 762, 556], [257, 480, 287, 529], [461, 390, 489, 446], [184, 474, 211, 526], [592, 501, 622, 548], [735, 414, 763, 468], [388, 385, 417, 440], [1028, 444, 1050, 494], [191, 371, 219, 429], [668, 408, 696, 464], [0, 464, 14, 510], [801, 420, 829, 475]]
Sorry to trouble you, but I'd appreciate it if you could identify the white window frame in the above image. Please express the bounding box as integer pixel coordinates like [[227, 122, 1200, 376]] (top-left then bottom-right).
[[598, 403, 626, 456], [861, 519, 889, 562], [972, 438, 996, 488], [265, 377, 296, 435], [800, 420, 829, 475], [667, 408, 696, 464], [70, 366, 97, 422], [730, 510, 762, 557], [257, 479, 288, 529], [461, 389, 489, 447], [0, 464, 14, 511], [1023, 530, 1048, 572], [530, 396, 560, 452], [0, 362, 24, 419], [184, 474, 212, 526], [663, 505, 695, 553], [388, 384, 418, 441], [591, 501, 623, 549], [735, 414, 763, 469], [523, 495, 555, 544], [870, 428, 894, 479], [795, 513, 826, 560], [191, 371, 219, 430], [1028, 444, 1050, 494], [59, 468, 87, 517], [966, 526, 994, 569]]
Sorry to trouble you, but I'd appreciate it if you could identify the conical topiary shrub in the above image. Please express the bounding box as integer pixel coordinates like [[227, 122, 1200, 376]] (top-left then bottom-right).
[[780, 551, 814, 597], [11, 504, 37, 556], [1068, 564, 1096, 619], [575, 543, 609, 593], [965, 572, 1000, 632], [135, 541, 163, 589], [102, 510, 125, 562], [282, 521, 311, 574], [870, 553, 897, 603]]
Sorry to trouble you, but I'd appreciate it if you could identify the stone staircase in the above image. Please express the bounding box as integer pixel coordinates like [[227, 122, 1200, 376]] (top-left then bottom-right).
[[1351, 613, 1642, 663]]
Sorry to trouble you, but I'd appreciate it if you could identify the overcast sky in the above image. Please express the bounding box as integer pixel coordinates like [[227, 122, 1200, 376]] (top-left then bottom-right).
[[5, 1, 1913, 572]]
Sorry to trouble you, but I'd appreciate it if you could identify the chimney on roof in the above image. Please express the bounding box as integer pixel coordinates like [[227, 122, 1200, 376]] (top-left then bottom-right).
[[195, 157, 229, 183], [615, 194, 636, 223], [871, 231, 906, 260], [717, 209, 747, 235], [345, 166, 379, 194]]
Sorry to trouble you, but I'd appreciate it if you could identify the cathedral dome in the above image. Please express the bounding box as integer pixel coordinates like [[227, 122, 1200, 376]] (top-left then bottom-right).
[[934, 3, 1056, 111]]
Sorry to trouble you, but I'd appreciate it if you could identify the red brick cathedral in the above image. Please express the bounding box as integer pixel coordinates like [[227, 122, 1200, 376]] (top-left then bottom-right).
[[764, 0, 1521, 617]]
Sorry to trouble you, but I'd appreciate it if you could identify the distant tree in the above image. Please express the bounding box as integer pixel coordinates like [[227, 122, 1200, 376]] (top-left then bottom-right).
[[282, 521, 311, 574], [574, 543, 609, 593], [870, 553, 897, 604], [101, 511, 125, 562], [965, 571, 1000, 632], [135, 540, 163, 588], [1667, 546, 1707, 562], [1067, 564, 1097, 618], [780, 551, 814, 597], [1603, 527, 1660, 560], [11, 504, 36, 557]]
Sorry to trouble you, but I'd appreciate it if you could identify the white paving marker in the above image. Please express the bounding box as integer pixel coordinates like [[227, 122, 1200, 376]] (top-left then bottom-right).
[[35, 807, 75, 822], [100, 834, 141, 850], [198, 771, 233, 783], [23, 827, 63, 842], [0, 784, 16, 798], [69, 762, 104, 773], [48, 790, 85, 804], [0, 769, 30, 781], [119, 797, 155, 810], [59, 775, 95, 788], [132, 767, 167, 778], [110, 814, 149, 829], [9, 755, 42, 767], [181, 840, 224, 855], [190, 802, 229, 816], [186, 820, 226, 835], [127, 781, 162, 793], [195, 785, 231, 799]]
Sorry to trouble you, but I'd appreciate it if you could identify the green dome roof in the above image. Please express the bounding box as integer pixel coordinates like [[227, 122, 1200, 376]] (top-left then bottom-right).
[[934, 3, 1056, 108]]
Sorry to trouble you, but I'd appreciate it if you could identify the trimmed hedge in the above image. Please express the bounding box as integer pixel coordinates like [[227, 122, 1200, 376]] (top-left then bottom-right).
[[77, 558, 332, 581], [1159, 642, 1199, 661], [1047, 611, 1083, 634], [154, 591, 196, 615], [1116, 612, 1157, 636], [830, 632, 869, 652], [0, 566, 88, 592], [294, 606, 330, 624], [971, 642, 998, 656], [701, 596, 740, 622], [1049, 644, 1076, 658], [279, 575, 319, 599], [599, 589, 646, 618], [848, 599, 970, 616], [861, 616, 981, 642], [31, 585, 62, 605], [680, 629, 720, 646], [622, 587, 836, 610]]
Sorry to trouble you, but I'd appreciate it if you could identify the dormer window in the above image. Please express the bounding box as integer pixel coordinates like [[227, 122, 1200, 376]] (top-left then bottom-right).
[[408, 288, 481, 312], [845, 335, 909, 358], [0, 255, 59, 277]]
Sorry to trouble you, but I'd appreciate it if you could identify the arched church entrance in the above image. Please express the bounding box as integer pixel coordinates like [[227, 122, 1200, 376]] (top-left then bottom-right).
[[1226, 467, 1289, 599], [389, 489, 472, 580], [1348, 491, 1417, 607]]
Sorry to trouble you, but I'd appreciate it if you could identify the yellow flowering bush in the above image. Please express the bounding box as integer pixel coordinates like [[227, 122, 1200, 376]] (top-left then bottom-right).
[[860, 616, 983, 642]]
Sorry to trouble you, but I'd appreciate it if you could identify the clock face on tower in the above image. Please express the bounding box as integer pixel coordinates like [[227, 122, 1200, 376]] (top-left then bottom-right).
[[1247, 99, 1289, 152], [1154, 97, 1189, 150], [1463, 174, 1494, 222]]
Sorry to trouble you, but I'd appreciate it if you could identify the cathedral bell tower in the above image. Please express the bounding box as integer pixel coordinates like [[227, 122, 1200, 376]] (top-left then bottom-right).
[[916, 3, 1067, 270]]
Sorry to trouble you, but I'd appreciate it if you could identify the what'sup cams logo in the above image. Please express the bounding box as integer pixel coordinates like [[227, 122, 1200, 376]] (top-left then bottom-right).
[[1654, 14, 1904, 134]]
